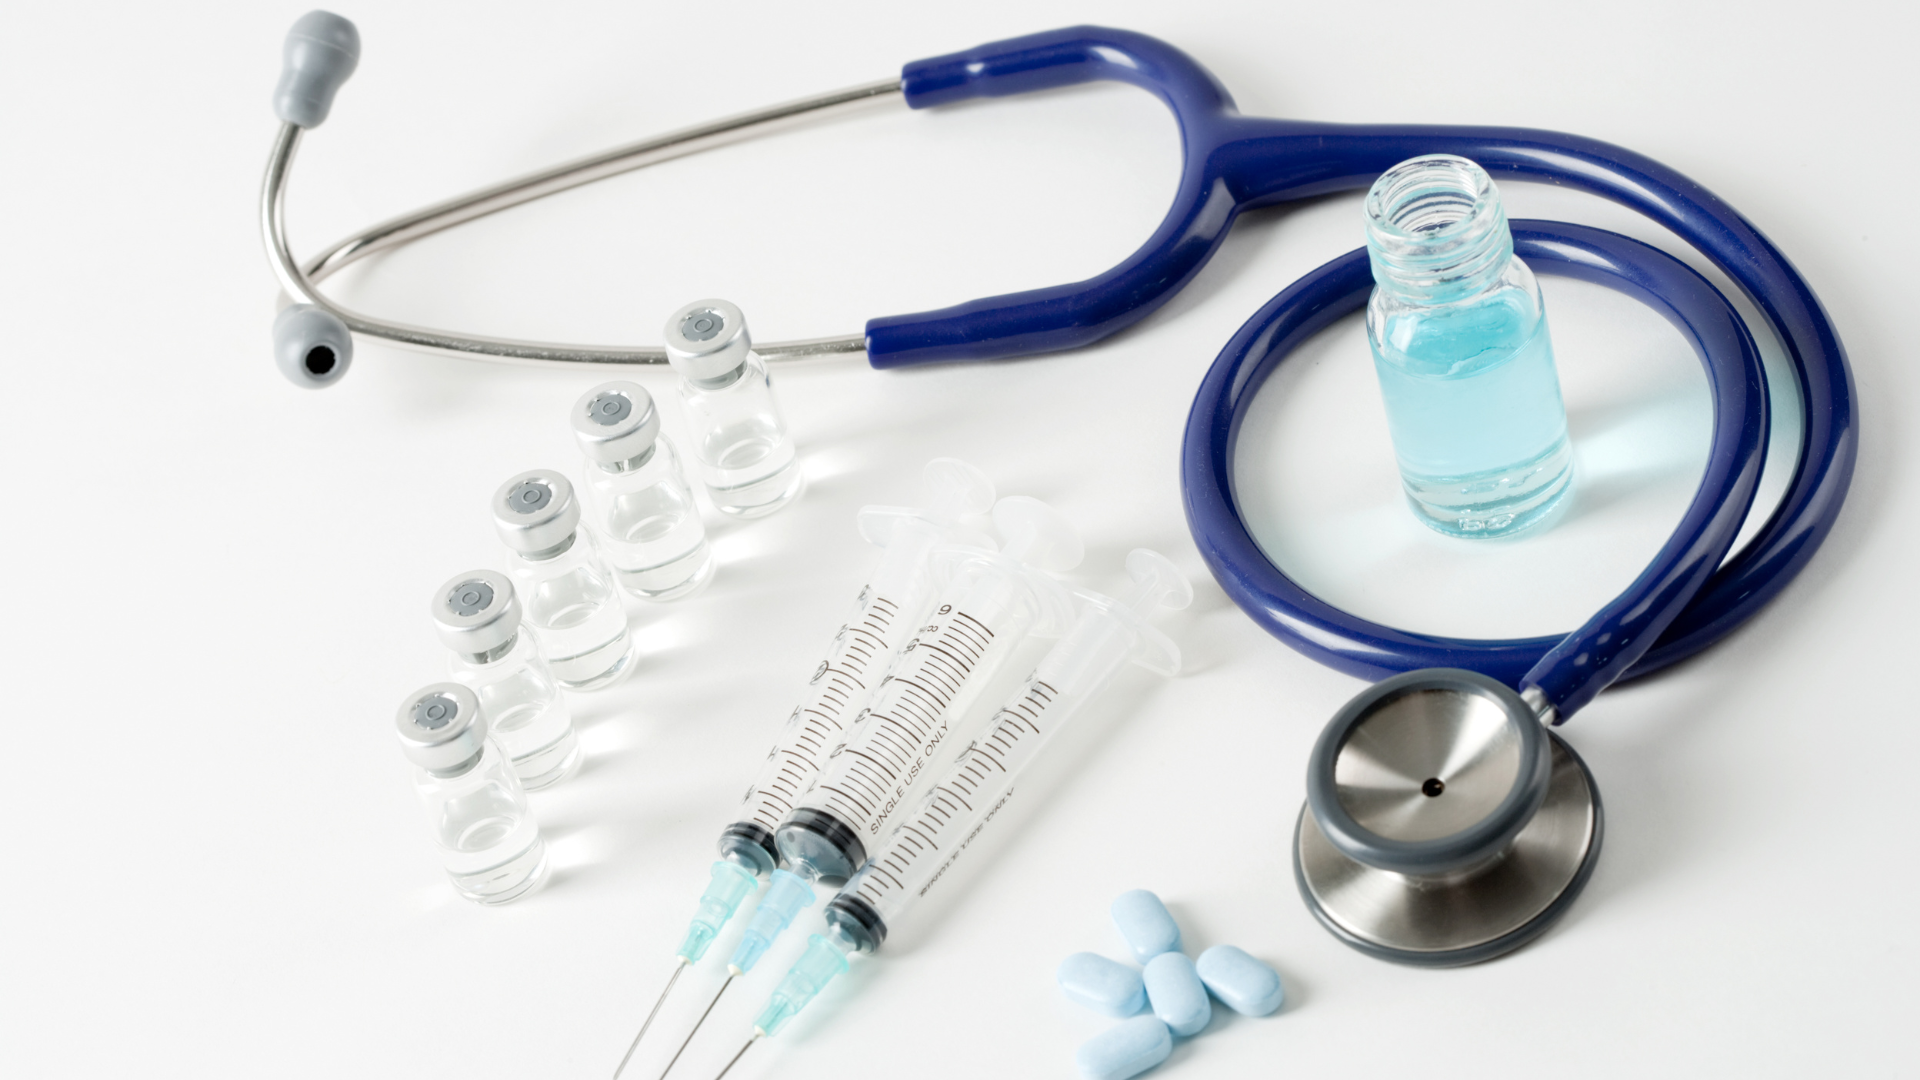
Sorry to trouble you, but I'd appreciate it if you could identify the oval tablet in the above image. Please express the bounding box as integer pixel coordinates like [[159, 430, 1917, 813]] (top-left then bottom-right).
[[1110, 889, 1181, 963], [1057, 952, 1146, 1017], [1143, 952, 1210, 1037], [1075, 1015, 1173, 1080], [1195, 945, 1285, 1016]]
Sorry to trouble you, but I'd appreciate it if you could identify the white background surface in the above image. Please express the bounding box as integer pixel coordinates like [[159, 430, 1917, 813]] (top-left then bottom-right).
[[1, 1, 1913, 1077]]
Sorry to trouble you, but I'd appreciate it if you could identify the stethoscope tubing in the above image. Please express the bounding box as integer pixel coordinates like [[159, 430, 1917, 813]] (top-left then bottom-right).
[[264, 25, 1855, 696], [891, 30, 1859, 699], [1181, 221, 1832, 719]]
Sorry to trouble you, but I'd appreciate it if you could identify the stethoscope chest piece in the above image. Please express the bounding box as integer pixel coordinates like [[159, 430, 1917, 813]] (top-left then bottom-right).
[[1294, 669, 1602, 966]]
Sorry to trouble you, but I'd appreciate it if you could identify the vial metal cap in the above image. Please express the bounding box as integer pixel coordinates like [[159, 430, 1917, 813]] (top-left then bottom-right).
[[493, 469, 581, 554], [430, 568, 520, 655], [394, 682, 489, 773], [662, 299, 751, 382], [570, 381, 661, 465]]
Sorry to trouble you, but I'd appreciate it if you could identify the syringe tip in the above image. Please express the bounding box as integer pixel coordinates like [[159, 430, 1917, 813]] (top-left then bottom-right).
[[752, 998, 800, 1040], [729, 932, 774, 974], [726, 869, 816, 973], [675, 923, 716, 965], [680, 861, 760, 964], [752, 933, 852, 1038]]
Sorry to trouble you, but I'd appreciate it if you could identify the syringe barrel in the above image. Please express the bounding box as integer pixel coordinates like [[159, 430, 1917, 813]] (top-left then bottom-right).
[[1029, 598, 1139, 699], [726, 517, 949, 869], [838, 604, 1141, 933], [786, 555, 1057, 859]]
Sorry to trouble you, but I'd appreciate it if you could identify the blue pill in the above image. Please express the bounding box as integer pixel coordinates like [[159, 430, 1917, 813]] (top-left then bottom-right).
[[1057, 952, 1146, 1017], [1195, 945, 1285, 1016], [1075, 1015, 1173, 1080], [1142, 952, 1210, 1037], [1110, 889, 1181, 963]]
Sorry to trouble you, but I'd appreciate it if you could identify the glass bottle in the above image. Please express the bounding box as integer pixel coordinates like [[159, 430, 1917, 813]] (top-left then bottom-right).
[[393, 682, 547, 905], [429, 569, 580, 790], [661, 298, 803, 518], [491, 469, 637, 690], [568, 380, 716, 600], [1363, 154, 1573, 537]]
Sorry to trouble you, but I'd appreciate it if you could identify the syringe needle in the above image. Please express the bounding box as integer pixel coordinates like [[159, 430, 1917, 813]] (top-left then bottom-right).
[[657, 972, 735, 1080], [712, 1034, 760, 1080], [613, 961, 687, 1080]]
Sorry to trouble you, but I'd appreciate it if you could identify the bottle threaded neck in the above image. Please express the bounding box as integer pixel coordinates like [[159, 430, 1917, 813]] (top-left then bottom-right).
[[1364, 155, 1513, 304]]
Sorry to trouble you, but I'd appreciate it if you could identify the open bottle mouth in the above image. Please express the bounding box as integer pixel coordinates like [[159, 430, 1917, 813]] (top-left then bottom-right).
[[1364, 154, 1513, 302], [1367, 155, 1496, 235]]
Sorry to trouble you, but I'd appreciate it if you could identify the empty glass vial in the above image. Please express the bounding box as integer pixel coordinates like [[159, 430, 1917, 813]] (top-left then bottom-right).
[[393, 682, 547, 905], [491, 469, 636, 690], [429, 569, 581, 790], [568, 380, 715, 600], [662, 298, 802, 518], [1364, 154, 1573, 537]]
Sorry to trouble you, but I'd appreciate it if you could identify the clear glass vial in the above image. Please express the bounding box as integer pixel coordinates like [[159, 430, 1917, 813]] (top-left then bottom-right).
[[568, 380, 716, 600], [429, 568, 581, 790], [491, 469, 636, 690], [393, 682, 548, 905], [1364, 154, 1573, 537], [662, 298, 803, 518]]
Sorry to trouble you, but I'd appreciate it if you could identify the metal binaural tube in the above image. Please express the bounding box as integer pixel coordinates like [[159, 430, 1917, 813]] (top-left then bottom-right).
[[303, 78, 903, 285], [260, 79, 902, 367]]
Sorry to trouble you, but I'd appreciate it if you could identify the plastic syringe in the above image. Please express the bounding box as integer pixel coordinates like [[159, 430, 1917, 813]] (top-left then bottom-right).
[[722, 550, 1191, 1070], [770, 496, 1082, 893], [611, 460, 993, 1080], [656, 498, 1082, 1071]]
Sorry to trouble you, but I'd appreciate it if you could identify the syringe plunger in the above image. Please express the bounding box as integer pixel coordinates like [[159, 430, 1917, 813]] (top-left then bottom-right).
[[857, 457, 997, 545], [990, 495, 1084, 572], [1119, 548, 1193, 616]]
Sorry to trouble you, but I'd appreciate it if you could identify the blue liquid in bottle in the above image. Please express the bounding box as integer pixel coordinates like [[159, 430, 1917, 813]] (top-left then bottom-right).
[[1365, 155, 1572, 537]]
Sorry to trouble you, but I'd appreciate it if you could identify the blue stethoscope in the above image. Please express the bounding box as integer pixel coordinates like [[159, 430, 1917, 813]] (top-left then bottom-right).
[[265, 20, 1855, 964]]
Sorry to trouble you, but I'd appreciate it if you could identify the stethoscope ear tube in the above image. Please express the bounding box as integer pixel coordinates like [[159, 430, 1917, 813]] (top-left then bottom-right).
[[1513, 226, 1766, 716], [1182, 221, 1845, 719]]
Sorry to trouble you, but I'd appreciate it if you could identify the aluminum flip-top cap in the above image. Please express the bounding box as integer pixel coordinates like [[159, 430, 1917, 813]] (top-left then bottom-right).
[[493, 469, 580, 554], [395, 682, 488, 773], [430, 569, 520, 655], [570, 381, 661, 465], [662, 299, 751, 382]]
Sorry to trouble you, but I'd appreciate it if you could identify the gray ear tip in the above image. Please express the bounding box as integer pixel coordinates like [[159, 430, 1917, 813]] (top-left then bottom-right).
[[291, 10, 361, 52], [273, 304, 353, 388], [273, 10, 361, 127]]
